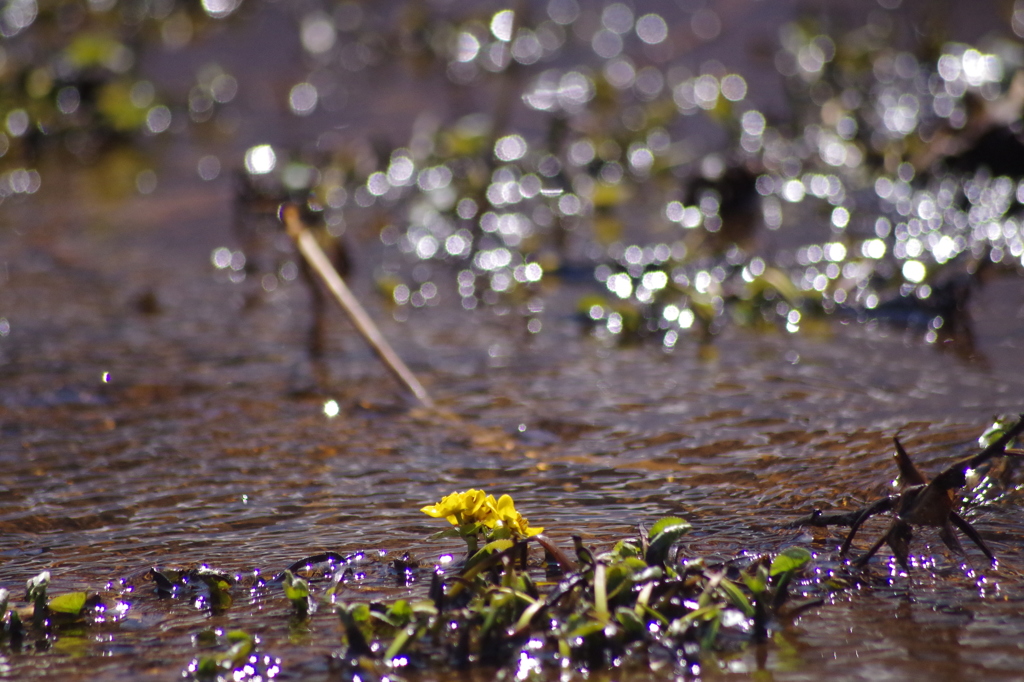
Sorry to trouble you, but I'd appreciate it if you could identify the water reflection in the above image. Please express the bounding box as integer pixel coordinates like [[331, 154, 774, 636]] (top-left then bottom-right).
[[2, 1, 1024, 680]]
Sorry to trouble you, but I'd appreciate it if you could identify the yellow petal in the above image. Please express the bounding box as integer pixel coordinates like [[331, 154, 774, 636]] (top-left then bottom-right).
[[460, 489, 488, 517], [495, 494, 516, 518], [420, 504, 446, 518], [421, 491, 469, 523]]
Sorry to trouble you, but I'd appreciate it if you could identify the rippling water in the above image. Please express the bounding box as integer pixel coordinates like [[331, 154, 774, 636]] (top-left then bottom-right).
[[1, 181, 1023, 680], [3, 0, 1024, 679]]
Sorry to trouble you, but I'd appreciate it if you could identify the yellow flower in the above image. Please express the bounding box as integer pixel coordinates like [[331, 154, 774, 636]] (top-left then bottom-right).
[[420, 489, 492, 526], [491, 494, 544, 537], [421, 490, 543, 538]]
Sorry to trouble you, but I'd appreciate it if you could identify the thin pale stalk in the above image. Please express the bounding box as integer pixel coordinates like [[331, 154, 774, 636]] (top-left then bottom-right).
[[281, 204, 434, 409]]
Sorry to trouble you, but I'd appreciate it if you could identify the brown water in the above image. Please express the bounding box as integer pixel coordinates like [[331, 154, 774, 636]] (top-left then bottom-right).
[[3, 1, 1024, 680], [2, 174, 1024, 680]]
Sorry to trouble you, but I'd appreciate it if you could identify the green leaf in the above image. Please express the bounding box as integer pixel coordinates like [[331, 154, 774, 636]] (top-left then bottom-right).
[[631, 565, 663, 584], [466, 538, 514, 568], [743, 572, 767, 596], [226, 629, 252, 644], [674, 604, 722, 632], [196, 656, 220, 677], [485, 538, 515, 553], [427, 527, 463, 541], [281, 570, 310, 602], [567, 619, 606, 640], [744, 564, 770, 597], [488, 526, 513, 541], [205, 581, 232, 611], [636, 602, 669, 627], [220, 630, 255, 669], [616, 606, 644, 631], [513, 599, 546, 634], [349, 603, 371, 622], [384, 624, 418, 661], [336, 603, 373, 657], [719, 578, 755, 617], [700, 609, 723, 650], [387, 599, 413, 627], [770, 546, 812, 577], [604, 563, 631, 600], [604, 540, 641, 561], [48, 592, 88, 615], [25, 571, 50, 604], [281, 570, 311, 618], [411, 599, 439, 616], [649, 516, 691, 538], [645, 517, 692, 566], [593, 562, 608, 620], [979, 415, 1015, 449], [459, 521, 484, 536]]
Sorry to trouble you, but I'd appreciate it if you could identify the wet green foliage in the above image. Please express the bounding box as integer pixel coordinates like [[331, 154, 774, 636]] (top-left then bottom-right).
[[0, 570, 106, 649], [185, 629, 281, 682], [3, 5, 1024, 676], [321, 519, 820, 680], [963, 414, 1024, 506], [150, 565, 235, 613], [46, 591, 88, 616], [280, 569, 312, 619], [0, 527, 822, 680], [979, 414, 1024, 450]]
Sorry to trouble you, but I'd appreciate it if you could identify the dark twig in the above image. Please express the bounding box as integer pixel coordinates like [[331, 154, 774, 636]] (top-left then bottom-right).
[[791, 414, 1024, 569]]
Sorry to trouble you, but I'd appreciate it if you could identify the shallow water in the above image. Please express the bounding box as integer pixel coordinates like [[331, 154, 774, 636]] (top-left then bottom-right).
[[2, 0, 1024, 679], [2, 178, 1024, 680]]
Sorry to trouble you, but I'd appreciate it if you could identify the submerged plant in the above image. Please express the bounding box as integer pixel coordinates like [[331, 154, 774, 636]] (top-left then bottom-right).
[[793, 414, 1024, 569]]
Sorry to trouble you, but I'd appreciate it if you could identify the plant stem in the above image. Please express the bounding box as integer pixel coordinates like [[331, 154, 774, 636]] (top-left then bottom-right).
[[280, 204, 435, 409]]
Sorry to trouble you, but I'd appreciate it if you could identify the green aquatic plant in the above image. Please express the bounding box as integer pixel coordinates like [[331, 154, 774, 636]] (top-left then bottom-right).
[[280, 570, 312, 619], [47, 591, 89, 618], [24, 571, 49, 628], [325, 513, 817, 678], [186, 629, 281, 682], [149, 565, 235, 613]]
